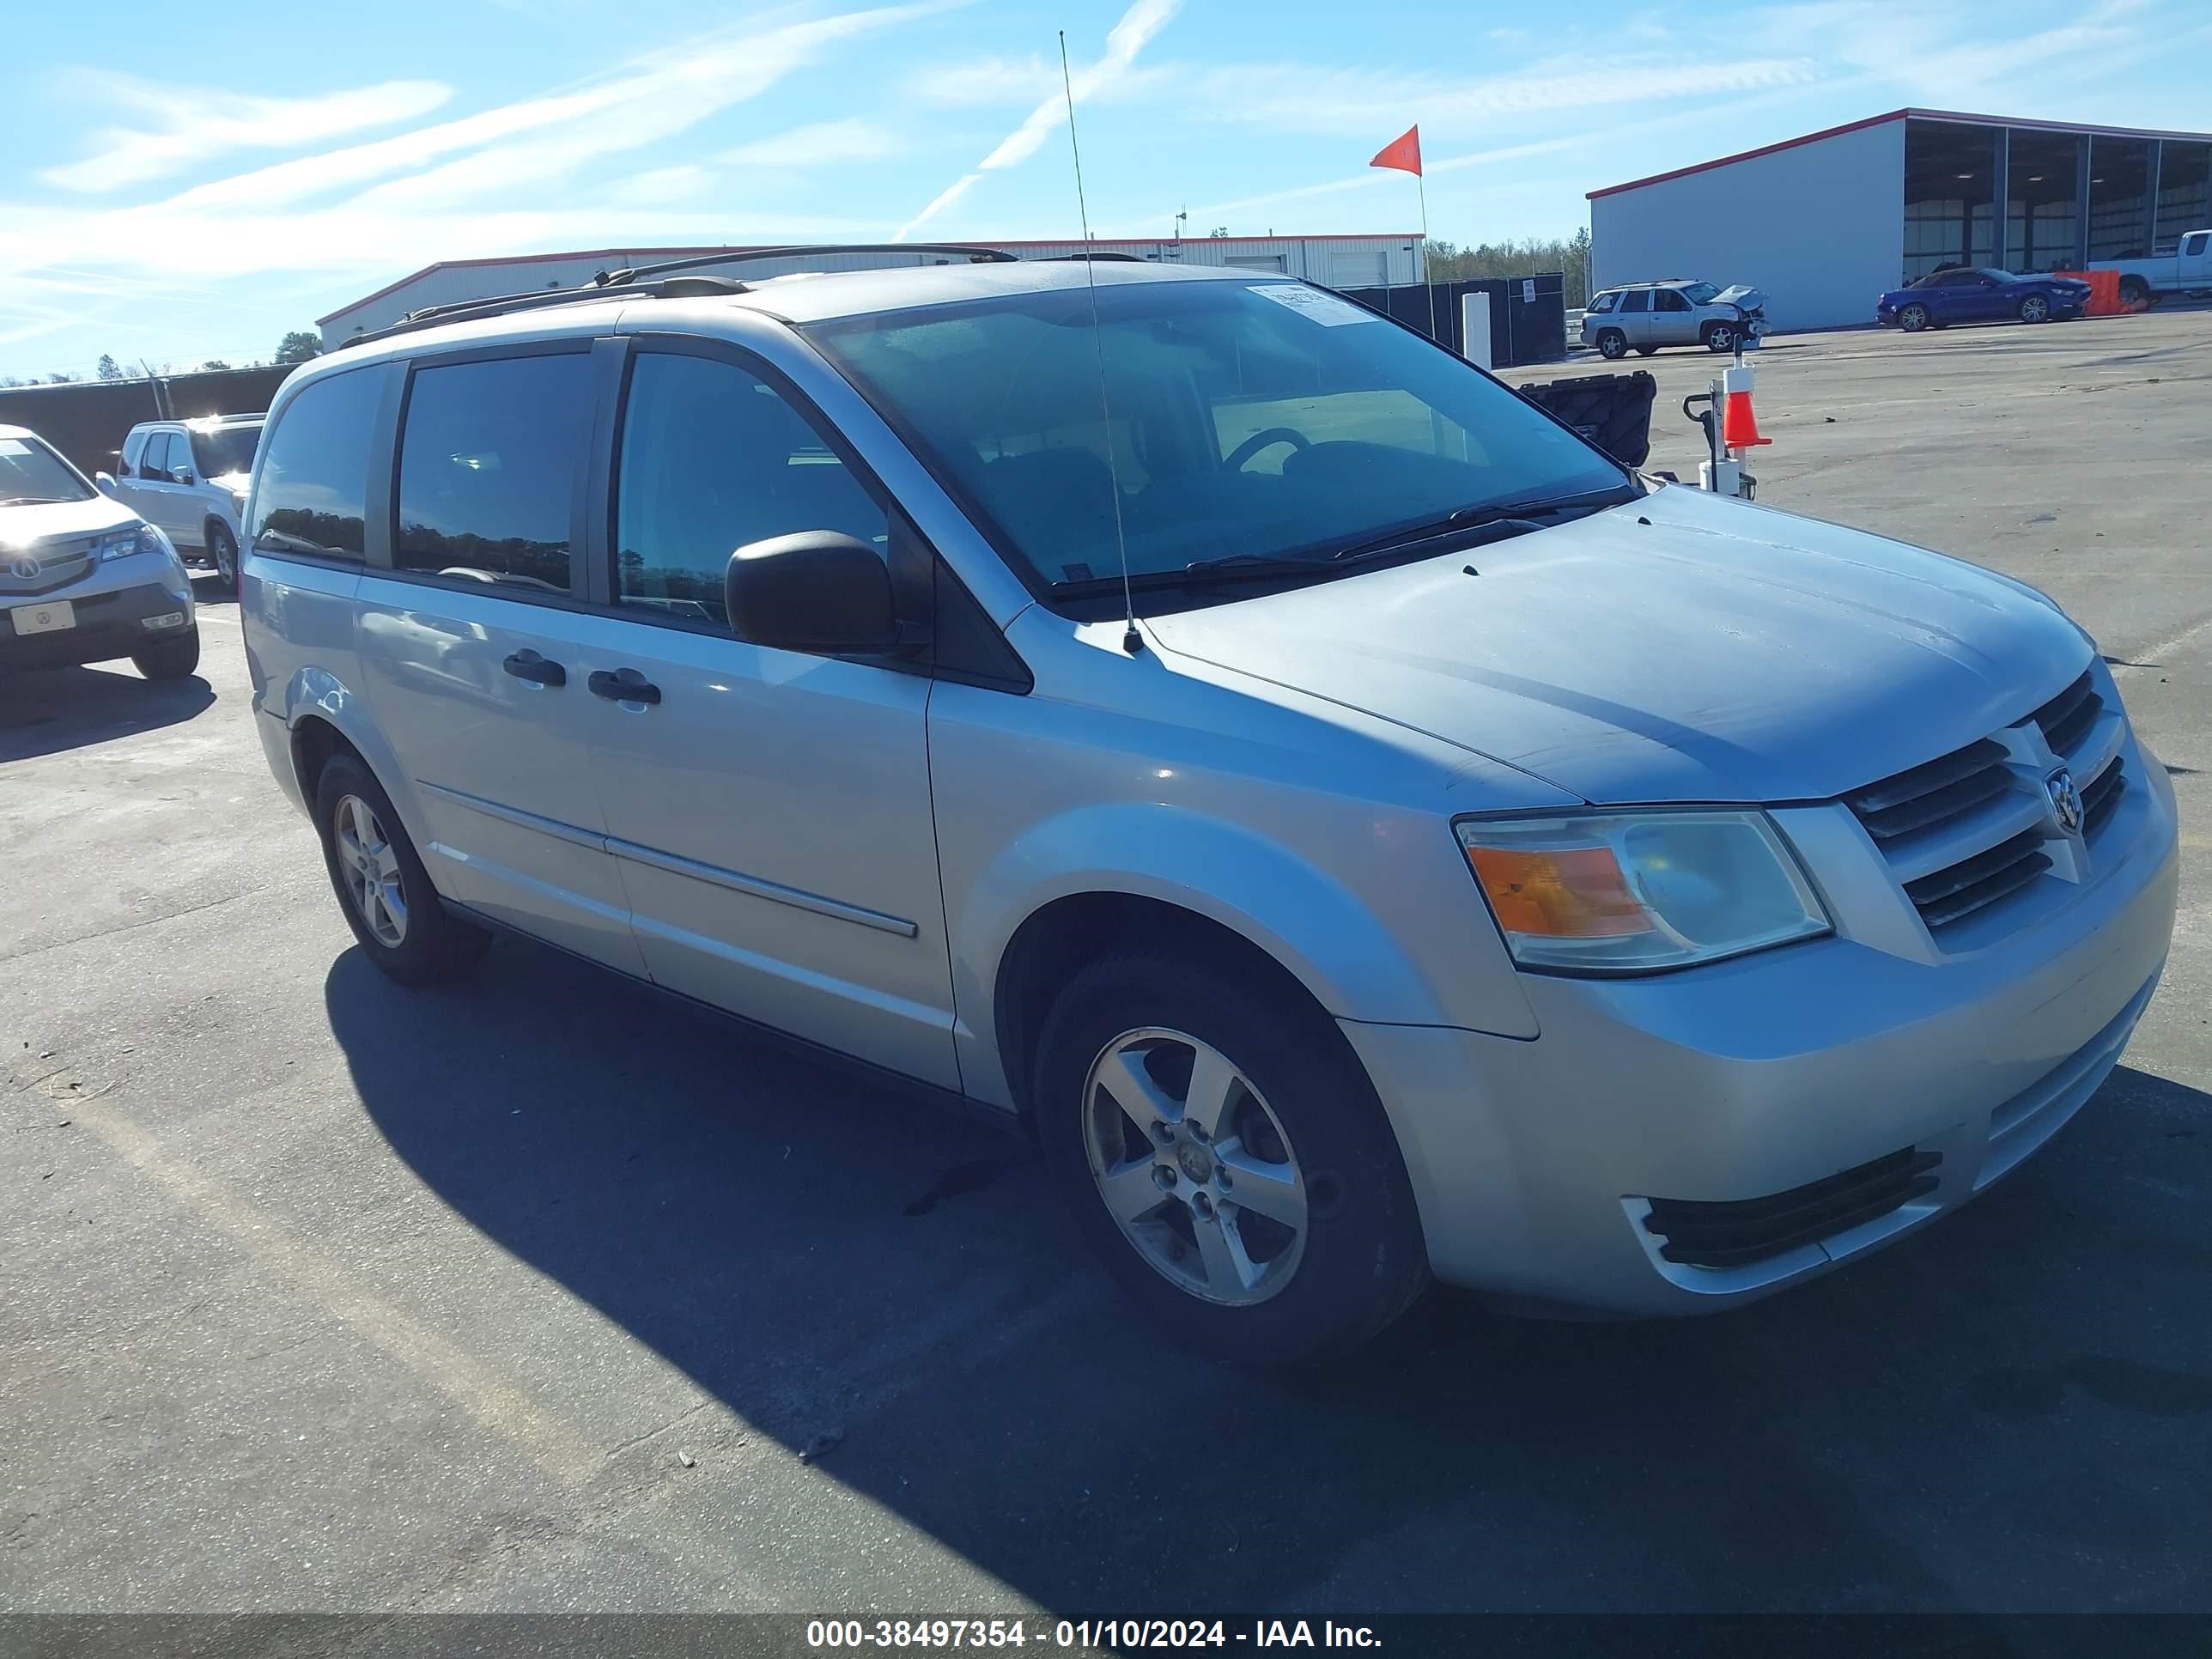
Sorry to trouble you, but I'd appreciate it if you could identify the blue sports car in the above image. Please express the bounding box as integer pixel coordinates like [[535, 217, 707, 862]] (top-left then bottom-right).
[[1877, 267, 2092, 332]]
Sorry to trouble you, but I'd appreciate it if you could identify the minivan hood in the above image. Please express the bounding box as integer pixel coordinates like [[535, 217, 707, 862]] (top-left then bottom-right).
[[1145, 486, 2088, 805], [0, 494, 140, 549]]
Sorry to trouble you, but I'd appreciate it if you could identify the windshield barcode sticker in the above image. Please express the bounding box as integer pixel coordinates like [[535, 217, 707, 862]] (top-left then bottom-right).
[[1248, 285, 1379, 326]]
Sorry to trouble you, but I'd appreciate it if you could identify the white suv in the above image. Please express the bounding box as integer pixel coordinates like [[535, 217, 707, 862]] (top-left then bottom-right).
[[100, 414, 262, 593], [1582, 280, 1767, 358]]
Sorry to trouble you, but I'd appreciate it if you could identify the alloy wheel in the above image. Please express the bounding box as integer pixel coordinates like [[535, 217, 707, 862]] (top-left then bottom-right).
[[334, 794, 408, 946], [1080, 1027, 1310, 1308]]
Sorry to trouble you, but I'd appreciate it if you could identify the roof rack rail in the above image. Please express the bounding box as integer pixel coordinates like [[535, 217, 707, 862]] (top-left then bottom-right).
[[592, 242, 1016, 287], [349, 244, 1018, 347], [1045, 251, 1145, 262]]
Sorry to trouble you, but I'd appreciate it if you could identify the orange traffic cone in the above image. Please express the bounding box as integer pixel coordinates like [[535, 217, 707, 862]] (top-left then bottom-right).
[[1722, 387, 1770, 449]]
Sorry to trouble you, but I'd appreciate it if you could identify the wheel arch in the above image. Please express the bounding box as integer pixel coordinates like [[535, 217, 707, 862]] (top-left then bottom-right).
[[278, 670, 427, 852]]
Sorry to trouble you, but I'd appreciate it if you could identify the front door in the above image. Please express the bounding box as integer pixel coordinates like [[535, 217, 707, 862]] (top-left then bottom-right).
[[351, 343, 646, 977], [577, 341, 958, 1088], [2179, 231, 2210, 285], [1649, 287, 1696, 344]]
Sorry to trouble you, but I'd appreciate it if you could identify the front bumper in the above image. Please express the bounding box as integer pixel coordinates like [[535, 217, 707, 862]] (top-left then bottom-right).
[[0, 577, 195, 672], [1343, 750, 2180, 1316]]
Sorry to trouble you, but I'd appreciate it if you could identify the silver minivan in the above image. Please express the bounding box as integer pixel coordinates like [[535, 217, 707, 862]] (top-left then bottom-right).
[[240, 252, 2179, 1363]]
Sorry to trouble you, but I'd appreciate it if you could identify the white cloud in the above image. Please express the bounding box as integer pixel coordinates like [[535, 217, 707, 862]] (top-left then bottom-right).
[[1741, 2, 2136, 100], [1187, 54, 1823, 137], [906, 53, 1061, 106], [894, 0, 1182, 240], [719, 118, 904, 168], [40, 76, 453, 193]]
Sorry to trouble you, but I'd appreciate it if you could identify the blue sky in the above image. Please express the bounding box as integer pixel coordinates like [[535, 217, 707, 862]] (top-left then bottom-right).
[[2, 0, 2204, 378]]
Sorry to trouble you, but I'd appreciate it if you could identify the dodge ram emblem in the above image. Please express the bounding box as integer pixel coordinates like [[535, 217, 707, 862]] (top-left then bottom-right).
[[2047, 769, 2083, 836]]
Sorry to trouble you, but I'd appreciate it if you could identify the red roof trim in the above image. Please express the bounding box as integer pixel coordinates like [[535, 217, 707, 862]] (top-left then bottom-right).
[[317, 235, 1427, 325], [1587, 106, 2212, 200], [1587, 110, 1909, 199]]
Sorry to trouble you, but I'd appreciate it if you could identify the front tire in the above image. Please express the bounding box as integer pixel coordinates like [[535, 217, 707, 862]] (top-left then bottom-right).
[[1033, 951, 1428, 1365], [1898, 302, 1930, 333], [314, 754, 489, 986], [131, 627, 200, 680], [206, 521, 239, 594], [1702, 321, 1736, 352], [2018, 294, 2051, 323], [1594, 328, 1627, 361]]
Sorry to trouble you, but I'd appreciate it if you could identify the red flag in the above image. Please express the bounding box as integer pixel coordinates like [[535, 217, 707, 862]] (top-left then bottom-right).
[[1370, 125, 1422, 177]]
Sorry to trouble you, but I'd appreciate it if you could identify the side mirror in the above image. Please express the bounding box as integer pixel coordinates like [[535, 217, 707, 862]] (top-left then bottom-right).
[[94, 471, 118, 495], [725, 531, 902, 654], [168, 465, 195, 485]]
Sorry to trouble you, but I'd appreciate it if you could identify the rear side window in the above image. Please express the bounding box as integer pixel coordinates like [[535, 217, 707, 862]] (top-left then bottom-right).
[[613, 351, 888, 628], [1619, 289, 1650, 313], [254, 368, 386, 560], [395, 354, 593, 595]]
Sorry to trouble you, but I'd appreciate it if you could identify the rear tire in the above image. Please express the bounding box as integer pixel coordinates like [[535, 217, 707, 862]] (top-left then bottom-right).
[[206, 521, 239, 594], [1032, 950, 1429, 1366], [1633, 345, 1659, 356], [313, 753, 490, 986], [2118, 276, 2150, 309], [131, 627, 200, 680], [1898, 302, 1930, 333], [1594, 328, 1627, 360]]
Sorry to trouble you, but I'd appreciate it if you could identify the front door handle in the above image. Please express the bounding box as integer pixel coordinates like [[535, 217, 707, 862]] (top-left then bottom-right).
[[588, 667, 661, 706], [503, 649, 566, 687]]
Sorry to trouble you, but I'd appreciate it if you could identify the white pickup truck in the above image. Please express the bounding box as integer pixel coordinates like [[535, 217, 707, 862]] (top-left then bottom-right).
[[2098, 228, 2211, 307]]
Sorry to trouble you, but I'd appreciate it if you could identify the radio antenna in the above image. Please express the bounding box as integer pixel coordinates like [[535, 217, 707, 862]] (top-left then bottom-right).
[[1059, 29, 1140, 656]]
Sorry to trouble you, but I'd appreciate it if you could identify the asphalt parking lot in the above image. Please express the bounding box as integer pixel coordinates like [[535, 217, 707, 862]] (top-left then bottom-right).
[[5, 309, 2210, 1621]]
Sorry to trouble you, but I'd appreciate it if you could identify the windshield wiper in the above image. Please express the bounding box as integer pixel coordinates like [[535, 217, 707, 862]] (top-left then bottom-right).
[[1181, 552, 1328, 577], [1328, 484, 1640, 564]]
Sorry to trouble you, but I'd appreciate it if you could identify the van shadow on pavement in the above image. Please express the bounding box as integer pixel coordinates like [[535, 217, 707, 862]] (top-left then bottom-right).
[[325, 938, 2212, 1614]]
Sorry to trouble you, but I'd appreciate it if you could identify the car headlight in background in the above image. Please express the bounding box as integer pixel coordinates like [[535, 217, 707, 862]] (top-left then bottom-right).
[[95, 524, 167, 562], [1455, 810, 1830, 973]]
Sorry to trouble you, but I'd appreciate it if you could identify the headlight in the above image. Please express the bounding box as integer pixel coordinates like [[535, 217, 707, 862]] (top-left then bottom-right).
[[95, 524, 167, 562], [1455, 810, 1830, 973]]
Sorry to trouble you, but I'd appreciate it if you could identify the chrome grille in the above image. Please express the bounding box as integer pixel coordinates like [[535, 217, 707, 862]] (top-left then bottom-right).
[[0, 538, 96, 597], [1843, 661, 2128, 939], [2081, 757, 2125, 836], [2030, 669, 2102, 761]]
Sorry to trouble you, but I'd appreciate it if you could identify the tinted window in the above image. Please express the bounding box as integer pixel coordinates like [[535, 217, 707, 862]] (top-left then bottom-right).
[[138, 431, 172, 479], [2184, 233, 2209, 257], [1654, 289, 1690, 312], [1618, 289, 1650, 313], [189, 423, 261, 479], [806, 279, 1626, 599], [614, 352, 889, 628], [253, 366, 386, 560], [395, 354, 592, 594]]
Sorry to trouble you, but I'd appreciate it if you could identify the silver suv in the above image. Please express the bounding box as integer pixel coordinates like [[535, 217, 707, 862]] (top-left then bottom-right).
[[1, 423, 200, 681], [100, 414, 262, 593], [240, 250, 2177, 1363], [1583, 279, 1767, 358]]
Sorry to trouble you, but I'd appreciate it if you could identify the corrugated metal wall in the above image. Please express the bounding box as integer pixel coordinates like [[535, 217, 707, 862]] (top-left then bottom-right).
[[319, 238, 1425, 347], [1591, 120, 1905, 331]]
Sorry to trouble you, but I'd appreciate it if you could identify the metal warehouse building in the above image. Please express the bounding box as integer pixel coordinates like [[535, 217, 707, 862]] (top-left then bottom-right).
[[1589, 108, 2212, 332], [317, 235, 1425, 347]]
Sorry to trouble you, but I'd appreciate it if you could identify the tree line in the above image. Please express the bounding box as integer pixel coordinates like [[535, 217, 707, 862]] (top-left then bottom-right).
[[0, 331, 323, 388], [1423, 229, 1592, 308]]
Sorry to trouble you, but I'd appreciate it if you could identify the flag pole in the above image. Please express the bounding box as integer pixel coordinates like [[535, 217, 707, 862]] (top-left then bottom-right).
[[1416, 169, 1436, 342]]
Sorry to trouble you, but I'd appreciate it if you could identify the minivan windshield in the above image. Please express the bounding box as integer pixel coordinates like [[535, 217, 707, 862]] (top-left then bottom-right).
[[0, 433, 95, 506], [187, 422, 262, 479], [805, 278, 1630, 608]]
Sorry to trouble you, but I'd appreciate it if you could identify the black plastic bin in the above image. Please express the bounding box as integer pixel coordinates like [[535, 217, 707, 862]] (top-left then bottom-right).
[[1515, 370, 1657, 468]]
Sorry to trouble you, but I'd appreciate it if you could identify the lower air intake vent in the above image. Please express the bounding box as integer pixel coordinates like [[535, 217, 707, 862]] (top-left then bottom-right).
[[1642, 1147, 1942, 1268]]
